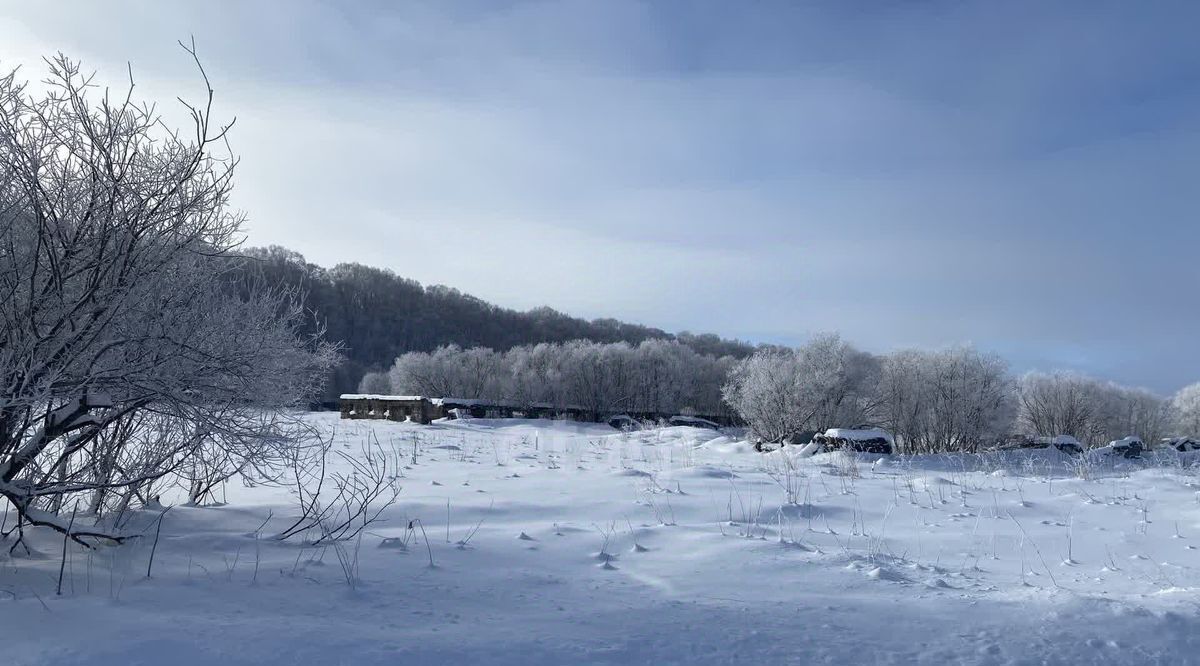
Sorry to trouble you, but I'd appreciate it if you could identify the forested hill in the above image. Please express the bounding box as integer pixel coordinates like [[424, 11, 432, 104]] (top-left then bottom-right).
[[230, 246, 756, 399]]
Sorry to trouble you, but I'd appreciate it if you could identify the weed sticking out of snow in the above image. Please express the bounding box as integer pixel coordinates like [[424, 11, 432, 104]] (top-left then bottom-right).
[[4, 414, 1200, 664]]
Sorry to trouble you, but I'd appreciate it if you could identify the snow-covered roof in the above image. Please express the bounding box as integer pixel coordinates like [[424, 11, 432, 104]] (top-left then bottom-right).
[[1108, 436, 1144, 447], [340, 394, 426, 401], [430, 397, 517, 407], [823, 428, 894, 444]]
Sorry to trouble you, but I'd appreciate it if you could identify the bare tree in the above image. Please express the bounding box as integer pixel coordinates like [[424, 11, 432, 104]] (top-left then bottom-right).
[[0, 49, 337, 545], [275, 436, 400, 546]]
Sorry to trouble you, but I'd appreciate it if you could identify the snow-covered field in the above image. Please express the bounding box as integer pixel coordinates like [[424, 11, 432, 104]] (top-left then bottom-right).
[[6, 413, 1200, 665]]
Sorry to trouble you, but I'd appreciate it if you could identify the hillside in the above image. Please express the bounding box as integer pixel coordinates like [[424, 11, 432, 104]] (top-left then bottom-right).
[[229, 246, 756, 398]]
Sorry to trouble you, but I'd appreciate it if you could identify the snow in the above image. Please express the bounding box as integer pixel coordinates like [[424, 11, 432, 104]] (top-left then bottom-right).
[[1109, 436, 1145, 448], [430, 397, 517, 407], [5, 413, 1200, 664]]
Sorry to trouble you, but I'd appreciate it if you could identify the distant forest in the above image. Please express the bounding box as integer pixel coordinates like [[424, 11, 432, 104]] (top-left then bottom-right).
[[229, 246, 756, 399]]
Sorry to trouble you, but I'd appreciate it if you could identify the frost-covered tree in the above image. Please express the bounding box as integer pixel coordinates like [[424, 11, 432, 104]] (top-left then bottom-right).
[[688, 353, 738, 418], [389, 347, 460, 398], [723, 334, 878, 442], [631, 338, 684, 416], [1017, 372, 1100, 441], [722, 348, 806, 442], [1092, 385, 1173, 445], [558, 340, 629, 418], [389, 345, 506, 399], [357, 371, 393, 395], [798, 334, 880, 431], [877, 347, 1015, 453], [875, 349, 928, 450], [1173, 383, 1200, 438], [457, 346, 506, 399], [1017, 371, 1171, 446], [387, 339, 736, 420], [0, 51, 338, 543], [505, 342, 565, 408]]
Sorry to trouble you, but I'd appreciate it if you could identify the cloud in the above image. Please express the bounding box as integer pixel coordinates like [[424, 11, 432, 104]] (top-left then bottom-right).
[[2, 1, 1197, 393]]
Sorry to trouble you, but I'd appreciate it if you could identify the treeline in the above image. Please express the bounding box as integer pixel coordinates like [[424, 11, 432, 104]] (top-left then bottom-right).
[[227, 249, 1200, 451], [367, 333, 1200, 452], [724, 334, 1200, 453], [364, 339, 736, 419], [227, 246, 755, 398]]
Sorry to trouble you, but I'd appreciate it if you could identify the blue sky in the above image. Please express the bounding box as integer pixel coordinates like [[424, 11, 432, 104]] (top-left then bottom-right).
[[3, 1, 1198, 393]]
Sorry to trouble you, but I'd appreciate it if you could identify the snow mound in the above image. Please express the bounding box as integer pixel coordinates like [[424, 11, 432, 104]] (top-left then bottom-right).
[[612, 468, 652, 478], [672, 465, 736, 479], [825, 427, 895, 444], [866, 566, 908, 582], [911, 476, 956, 491], [698, 437, 756, 455]]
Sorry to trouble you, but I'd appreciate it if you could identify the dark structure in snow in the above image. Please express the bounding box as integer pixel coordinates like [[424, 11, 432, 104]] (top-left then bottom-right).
[[667, 415, 722, 430], [339, 395, 436, 423], [811, 428, 895, 454], [339, 395, 735, 427], [995, 434, 1084, 455], [1162, 437, 1200, 452], [339, 395, 590, 424]]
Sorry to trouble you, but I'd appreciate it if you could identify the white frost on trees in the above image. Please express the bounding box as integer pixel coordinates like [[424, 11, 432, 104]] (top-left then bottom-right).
[[1017, 371, 1173, 446], [388, 339, 735, 419], [1173, 383, 1200, 438], [0, 52, 338, 543], [357, 371, 393, 395], [722, 334, 878, 443], [877, 347, 1015, 454]]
